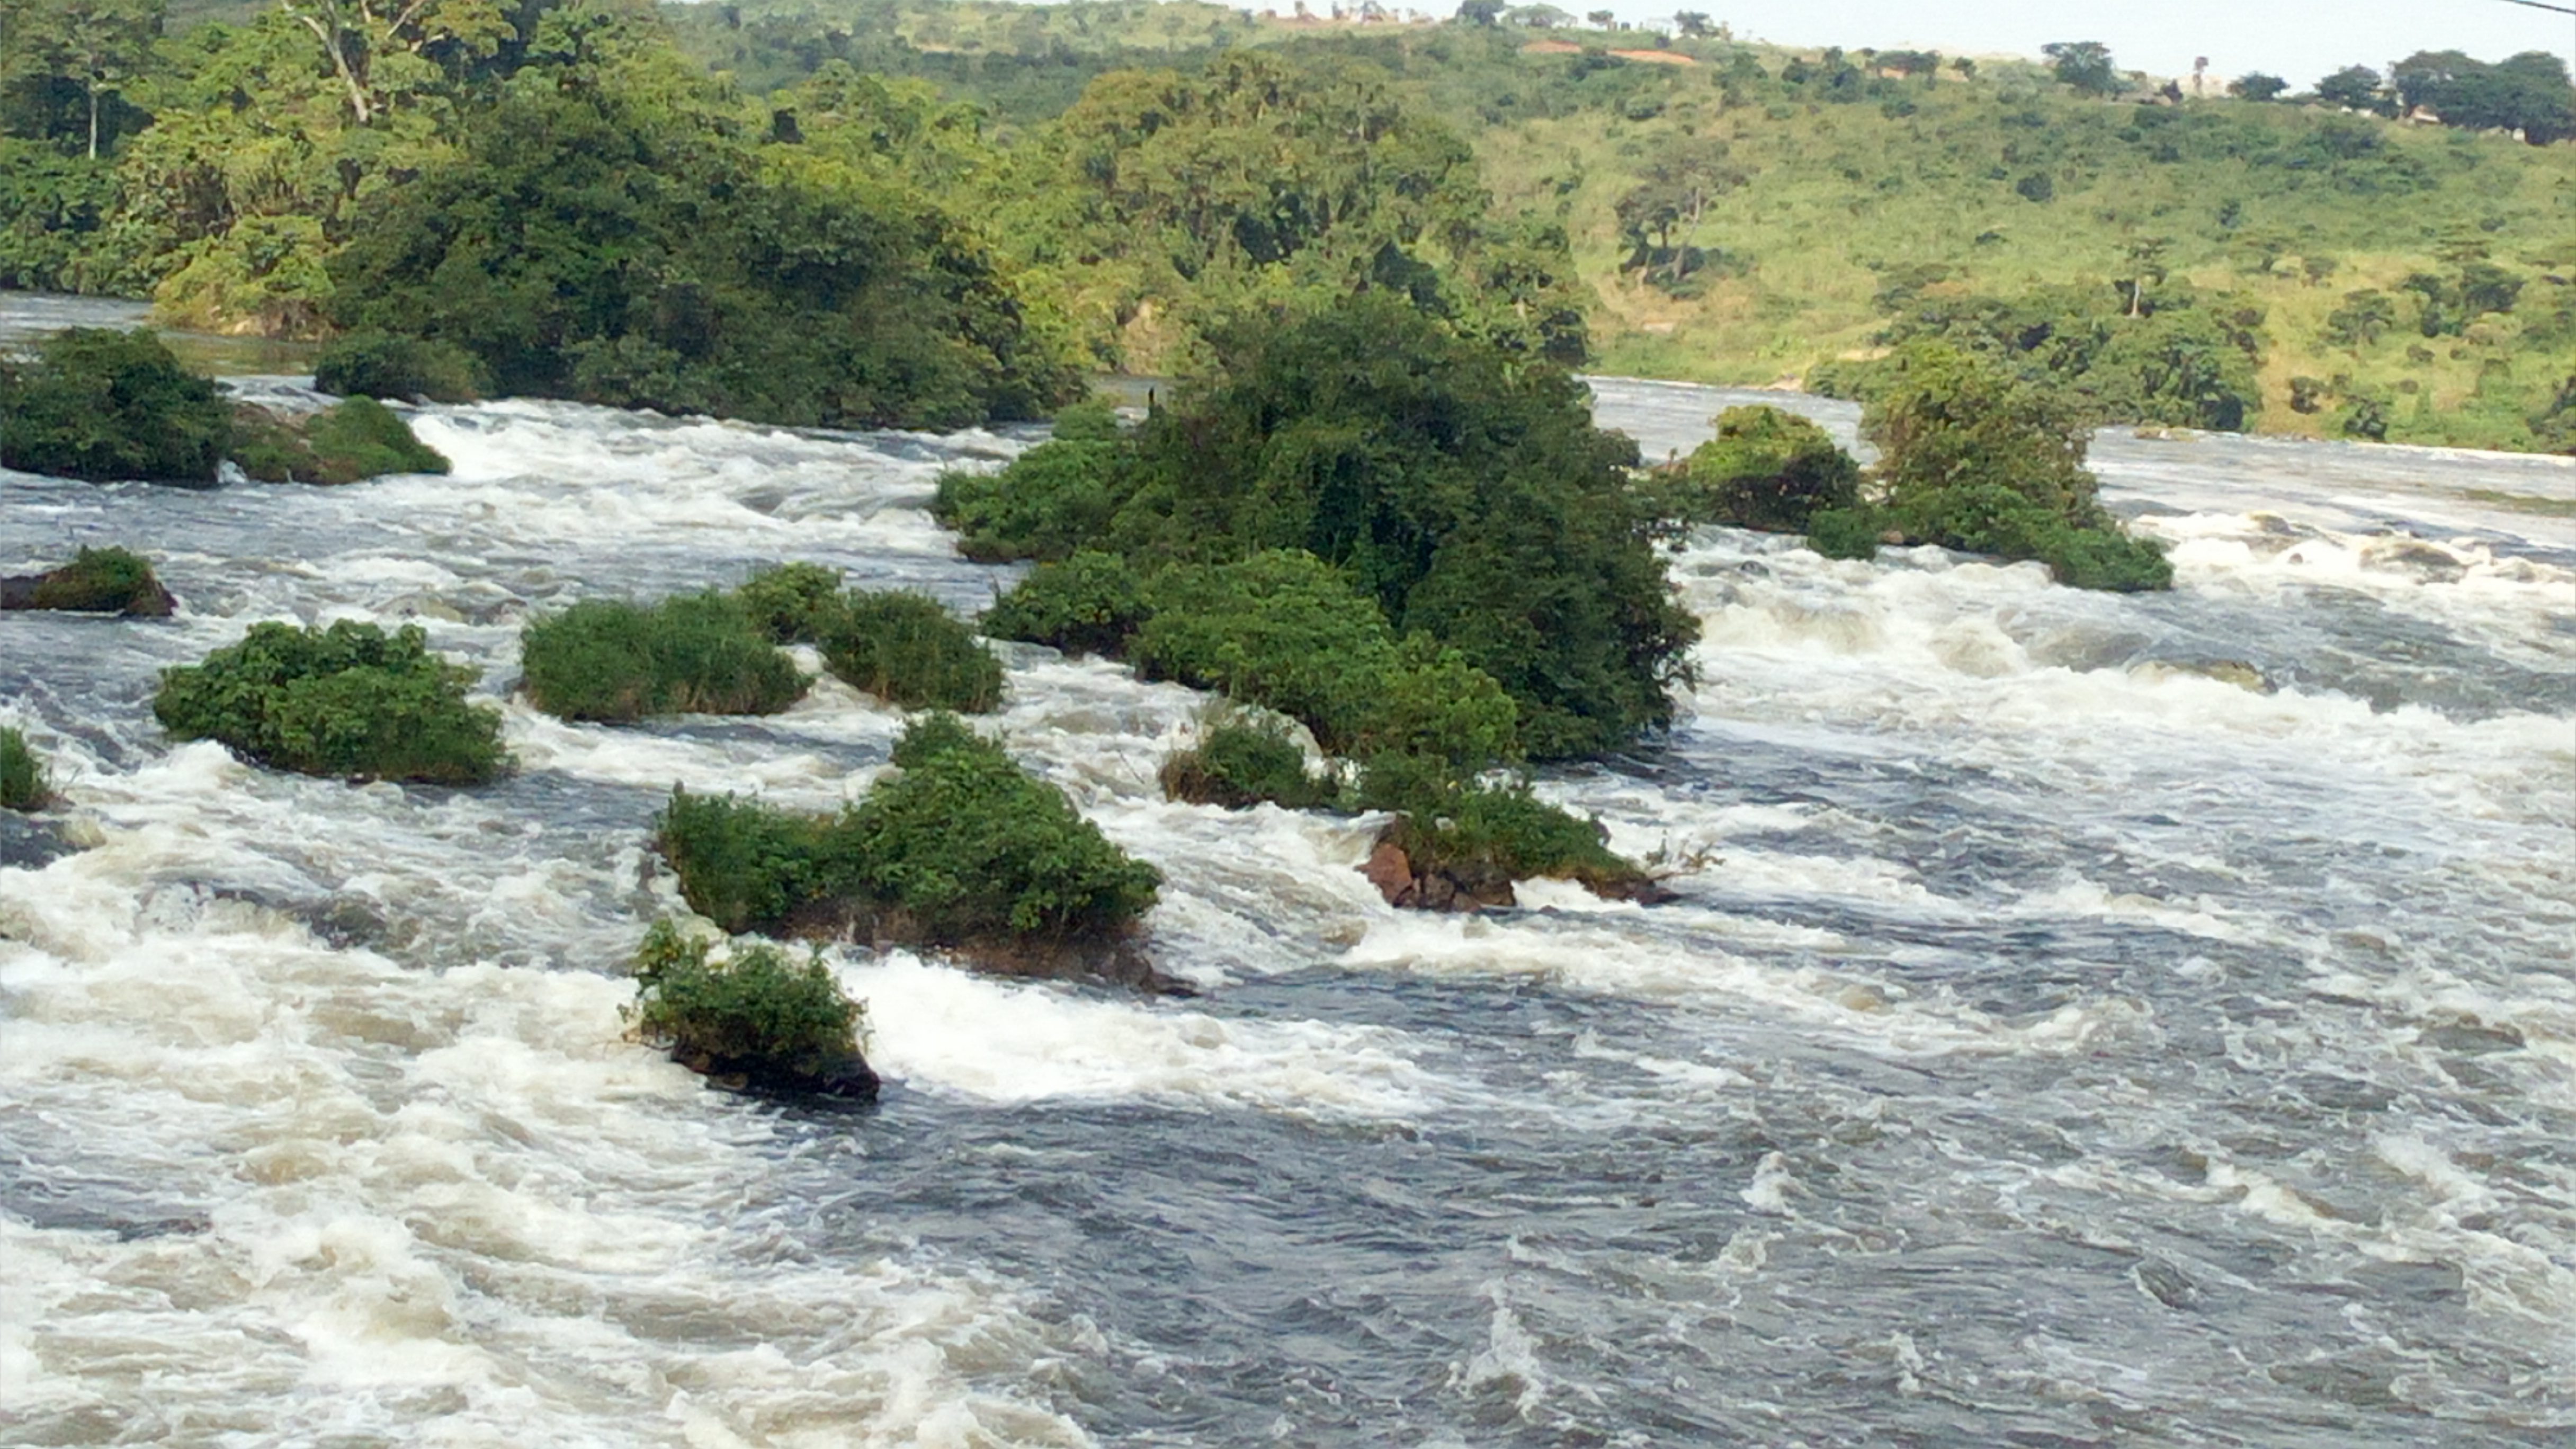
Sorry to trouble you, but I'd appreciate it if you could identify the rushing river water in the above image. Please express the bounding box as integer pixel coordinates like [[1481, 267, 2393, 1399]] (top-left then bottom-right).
[[4, 302, 2573, 1446]]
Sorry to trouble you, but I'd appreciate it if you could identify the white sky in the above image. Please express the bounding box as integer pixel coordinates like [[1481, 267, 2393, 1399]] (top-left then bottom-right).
[[1600, 2, 2576, 85]]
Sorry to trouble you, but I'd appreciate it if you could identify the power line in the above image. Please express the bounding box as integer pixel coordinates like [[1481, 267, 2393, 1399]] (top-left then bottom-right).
[[2488, 0, 2575, 15]]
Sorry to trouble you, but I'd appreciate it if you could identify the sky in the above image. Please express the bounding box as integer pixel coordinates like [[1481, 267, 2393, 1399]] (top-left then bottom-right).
[[1600, 2, 2576, 88]]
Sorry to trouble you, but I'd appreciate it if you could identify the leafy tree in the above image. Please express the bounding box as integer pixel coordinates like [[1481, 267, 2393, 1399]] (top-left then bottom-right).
[[278, 0, 515, 126], [1674, 12, 1712, 38], [1586, 10, 1614, 29], [2315, 65, 2391, 115], [3, 0, 163, 158], [2228, 73, 2288, 102], [329, 75, 1077, 428], [2042, 41, 2119, 98], [1455, 0, 1503, 26], [1660, 406, 1859, 530]]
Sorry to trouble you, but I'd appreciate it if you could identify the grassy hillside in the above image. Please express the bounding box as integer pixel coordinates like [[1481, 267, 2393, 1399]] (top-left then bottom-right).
[[663, 5, 2576, 451]]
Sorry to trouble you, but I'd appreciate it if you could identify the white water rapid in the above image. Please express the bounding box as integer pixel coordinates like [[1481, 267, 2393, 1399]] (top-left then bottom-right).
[[4, 309, 2571, 1445]]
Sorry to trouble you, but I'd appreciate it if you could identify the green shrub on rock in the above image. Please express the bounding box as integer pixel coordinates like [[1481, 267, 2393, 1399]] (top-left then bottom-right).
[[932, 435, 1125, 564], [1, 547, 175, 615], [1, 727, 49, 811], [1368, 767, 1652, 905], [1862, 343, 2171, 592], [1804, 506, 1884, 561], [313, 332, 487, 404], [735, 562, 847, 645], [1131, 552, 1393, 751], [521, 594, 806, 723], [625, 919, 875, 1100], [154, 621, 507, 783], [655, 715, 1161, 964], [1161, 712, 1335, 811], [231, 398, 452, 485], [0, 329, 230, 483], [979, 551, 1151, 657], [849, 714, 1161, 945], [1663, 406, 1862, 531], [818, 592, 1003, 713]]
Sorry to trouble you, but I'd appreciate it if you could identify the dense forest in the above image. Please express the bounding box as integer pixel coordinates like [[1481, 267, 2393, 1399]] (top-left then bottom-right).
[[2, 0, 2571, 450]]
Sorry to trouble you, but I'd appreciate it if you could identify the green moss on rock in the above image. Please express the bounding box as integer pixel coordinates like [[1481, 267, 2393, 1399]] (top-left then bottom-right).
[[230, 398, 451, 485]]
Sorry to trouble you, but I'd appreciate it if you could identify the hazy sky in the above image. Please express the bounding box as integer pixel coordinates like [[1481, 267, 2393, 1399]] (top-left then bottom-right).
[[1604, 2, 2576, 87]]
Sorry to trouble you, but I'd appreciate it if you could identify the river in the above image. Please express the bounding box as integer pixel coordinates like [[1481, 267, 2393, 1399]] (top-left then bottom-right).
[[4, 299, 2572, 1446]]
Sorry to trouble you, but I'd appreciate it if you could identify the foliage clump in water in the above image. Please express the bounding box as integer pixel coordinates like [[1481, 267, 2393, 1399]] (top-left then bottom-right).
[[937, 296, 1699, 759], [520, 594, 807, 723], [0, 727, 49, 812], [153, 621, 508, 783], [1653, 405, 1861, 531], [1160, 710, 1335, 811], [978, 551, 1150, 657], [0, 329, 229, 483], [3, 546, 175, 615], [230, 397, 452, 485], [656, 714, 1161, 972], [625, 919, 876, 1099], [813, 592, 1005, 713], [1818, 343, 2174, 592]]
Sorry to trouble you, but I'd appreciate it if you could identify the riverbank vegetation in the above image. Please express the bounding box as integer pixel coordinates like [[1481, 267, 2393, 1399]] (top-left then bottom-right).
[[6, 4, 2566, 450], [154, 620, 508, 783]]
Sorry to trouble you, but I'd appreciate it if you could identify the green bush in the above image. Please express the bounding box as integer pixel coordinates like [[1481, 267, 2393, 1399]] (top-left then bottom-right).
[[847, 714, 1162, 943], [1, 727, 49, 811], [656, 788, 855, 935], [1160, 714, 1335, 810], [625, 920, 873, 1097], [0, 329, 229, 483], [1863, 343, 2170, 592], [1370, 768, 1647, 897], [734, 562, 846, 645], [1664, 406, 1862, 530], [1130, 552, 1398, 753], [932, 435, 1125, 563], [979, 551, 1151, 657], [654, 714, 1161, 950], [2039, 525, 2175, 592], [231, 399, 451, 485], [154, 621, 508, 783], [1804, 506, 1884, 560], [313, 332, 487, 404], [520, 594, 807, 723], [818, 592, 1004, 712], [10, 547, 173, 614]]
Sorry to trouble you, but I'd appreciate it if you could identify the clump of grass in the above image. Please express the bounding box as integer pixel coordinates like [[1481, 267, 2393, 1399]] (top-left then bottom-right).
[[980, 550, 1151, 657], [655, 714, 1160, 954], [624, 919, 875, 1099], [817, 592, 1004, 713], [1, 727, 50, 811], [1160, 710, 1336, 811], [153, 620, 507, 783], [520, 593, 807, 723], [8, 547, 175, 615]]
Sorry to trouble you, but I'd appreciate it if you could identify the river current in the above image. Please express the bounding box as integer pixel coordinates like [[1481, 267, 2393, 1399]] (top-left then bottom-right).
[[4, 303, 2572, 1446]]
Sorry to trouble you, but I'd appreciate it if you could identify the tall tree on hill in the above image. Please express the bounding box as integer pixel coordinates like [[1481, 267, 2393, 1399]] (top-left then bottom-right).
[[2315, 65, 2393, 115], [2042, 41, 2120, 97]]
